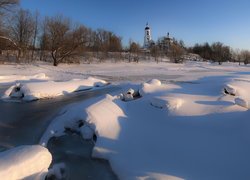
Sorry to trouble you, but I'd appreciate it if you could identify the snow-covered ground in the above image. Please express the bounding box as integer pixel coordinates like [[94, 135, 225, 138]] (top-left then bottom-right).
[[0, 145, 52, 180], [1, 61, 249, 83], [1, 61, 250, 180], [2, 77, 107, 101]]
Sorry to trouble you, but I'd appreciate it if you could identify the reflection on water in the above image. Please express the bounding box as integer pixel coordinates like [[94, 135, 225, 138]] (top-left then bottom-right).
[[47, 134, 118, 180]]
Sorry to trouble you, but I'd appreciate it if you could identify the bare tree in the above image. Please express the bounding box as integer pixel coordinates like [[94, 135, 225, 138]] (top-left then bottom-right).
[[8, 9, 35, 61], [0, 0, 18, 11], [0, 0, 19, 54], [129, 41, 140, 63], [169, 43, 185, 63], [240, 50, 250, 65], [45, 15, 89, 66], [231, 48, 241, 65], [109, 33, 122, 52], [151, 45, 160, 63], [31, 10, 39, 61]]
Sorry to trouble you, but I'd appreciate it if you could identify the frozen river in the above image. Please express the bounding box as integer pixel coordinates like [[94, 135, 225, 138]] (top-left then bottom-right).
[[0, 85, 119, 179]]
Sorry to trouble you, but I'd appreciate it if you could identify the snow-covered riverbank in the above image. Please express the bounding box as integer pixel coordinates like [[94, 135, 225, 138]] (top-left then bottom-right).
[[40, 75, 250, 180], [1, 61, 250, 180]]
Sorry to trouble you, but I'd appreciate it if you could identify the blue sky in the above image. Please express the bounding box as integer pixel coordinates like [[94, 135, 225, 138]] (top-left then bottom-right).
[[21, 0, 250, 49]]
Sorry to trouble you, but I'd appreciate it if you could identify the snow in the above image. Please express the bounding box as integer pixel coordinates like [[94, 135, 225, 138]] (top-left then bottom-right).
[[150, 96, 184, 111], [1, 61, 250, 179], [224, 77, 250, 109], [39, 73, 250, 179], [0, 73, 48, 84], [235, 97, 248, 109], [2, 77, 108, 101], [86, 94, 126, 140], [0, 145, 52, 180], [80, 124, 95, 140], [47, 163, 66, 179]]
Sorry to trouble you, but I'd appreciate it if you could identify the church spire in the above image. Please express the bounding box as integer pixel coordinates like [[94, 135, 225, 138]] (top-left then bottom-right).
[[144, 22, 152, 48]]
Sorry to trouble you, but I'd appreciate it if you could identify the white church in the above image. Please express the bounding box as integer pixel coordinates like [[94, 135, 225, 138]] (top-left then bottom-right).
[[143, 23, 173, 51], [143, 23, 154, 49]]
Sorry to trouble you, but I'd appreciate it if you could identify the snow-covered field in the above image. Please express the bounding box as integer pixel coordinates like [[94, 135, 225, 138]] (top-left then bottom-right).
[[1, 61, 250, 180]]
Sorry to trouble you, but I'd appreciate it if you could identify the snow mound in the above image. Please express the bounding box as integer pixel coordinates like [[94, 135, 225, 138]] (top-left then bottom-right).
[[0, 145, 52, 180], [147, 79, 162, 86], [139, 79, 162, 96], [137, 173, 184, 180], [224, 79, 250, 98], [87, 77, 107, 87], [80, 124, 95, 140], [2, 77, 108, 101], [224, 79, 250, 109], [86, 94, 126, 140], [120, 88, 140, 101], [139, 79, 179, 97], [0, 73, 48, 84], [151, 96, 184, 111], [235, 97, 249, 109], [224, 84, 236, 96]]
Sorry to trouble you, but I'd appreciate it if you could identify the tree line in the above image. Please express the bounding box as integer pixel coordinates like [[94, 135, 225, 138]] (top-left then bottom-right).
[[0, 0, 189, 65], [189, 42, 250, 65], [0, 0, 249, 66], [0, 0, 123, 65]]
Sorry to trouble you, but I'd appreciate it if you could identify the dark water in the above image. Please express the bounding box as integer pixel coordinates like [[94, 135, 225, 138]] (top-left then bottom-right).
[[0, 85, 119, 179], [47, 135, 118, 180]]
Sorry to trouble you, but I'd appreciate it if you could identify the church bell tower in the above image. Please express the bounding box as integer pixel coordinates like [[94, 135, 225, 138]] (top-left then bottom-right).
[[144, 23, 152, 48]]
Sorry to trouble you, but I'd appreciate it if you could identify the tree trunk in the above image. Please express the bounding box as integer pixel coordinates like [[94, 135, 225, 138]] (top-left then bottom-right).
[[51, 50, 58, 66], [53, 60, 58, 66], [31, 11, 39, 61]]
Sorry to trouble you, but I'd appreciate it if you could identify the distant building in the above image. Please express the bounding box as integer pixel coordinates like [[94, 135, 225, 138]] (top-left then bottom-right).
[[142, 23, 174, 54], [143, 23, 154, 49], [158, 32, 173, 52]]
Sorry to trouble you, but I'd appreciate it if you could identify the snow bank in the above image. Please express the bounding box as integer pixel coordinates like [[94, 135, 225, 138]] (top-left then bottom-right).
[[40, 76, 250, 180], [0, 145, 52, 180], [0, 73, 48, 84], [2, 77, 108, 101], [86, 94, 126, 140], [39, 94, 121, 146], [89, 94, 184, 179]]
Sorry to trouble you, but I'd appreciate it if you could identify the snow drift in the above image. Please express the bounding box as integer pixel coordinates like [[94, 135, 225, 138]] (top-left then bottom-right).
[[2, 77, 108, 101], [224, 78, 250, 109], [0, 145, 52, 180], [40, 76, 250, 180]]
